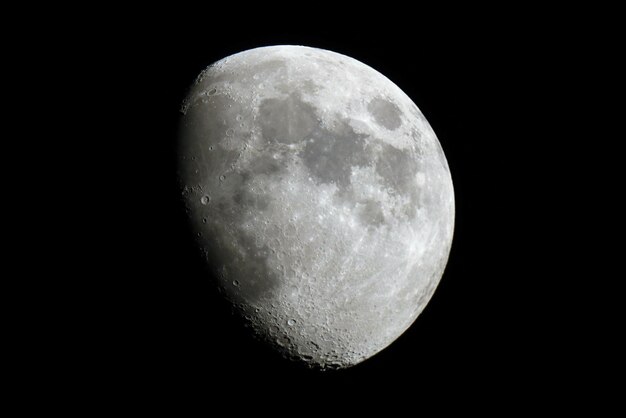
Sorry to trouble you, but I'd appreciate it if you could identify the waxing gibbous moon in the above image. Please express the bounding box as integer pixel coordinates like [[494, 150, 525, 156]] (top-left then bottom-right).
[[177, 45, 454, 369]]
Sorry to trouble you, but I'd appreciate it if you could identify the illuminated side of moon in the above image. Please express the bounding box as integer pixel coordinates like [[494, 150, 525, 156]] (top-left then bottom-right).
[[178, 45, 454, 369]]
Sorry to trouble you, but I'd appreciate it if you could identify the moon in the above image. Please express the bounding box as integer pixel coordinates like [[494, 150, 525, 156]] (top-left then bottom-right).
[[177, 45, 454, 369]]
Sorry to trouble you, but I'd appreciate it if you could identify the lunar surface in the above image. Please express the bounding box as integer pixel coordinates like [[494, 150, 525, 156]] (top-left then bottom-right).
[[177, 45, 454, 369]]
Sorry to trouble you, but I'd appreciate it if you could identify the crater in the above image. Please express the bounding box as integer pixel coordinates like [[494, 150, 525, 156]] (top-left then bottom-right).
[[368, 97, 402, 130]]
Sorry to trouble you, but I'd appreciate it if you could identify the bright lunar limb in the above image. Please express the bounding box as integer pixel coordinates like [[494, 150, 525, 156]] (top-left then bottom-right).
[[178, 45, 454, 369]]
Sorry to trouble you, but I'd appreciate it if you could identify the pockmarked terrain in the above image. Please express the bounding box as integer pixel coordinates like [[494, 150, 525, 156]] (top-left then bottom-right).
[[178, 46, 454, 369]]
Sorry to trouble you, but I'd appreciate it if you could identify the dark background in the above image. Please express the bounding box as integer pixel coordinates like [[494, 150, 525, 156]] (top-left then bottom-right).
[[49, 9, 612, 409]]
